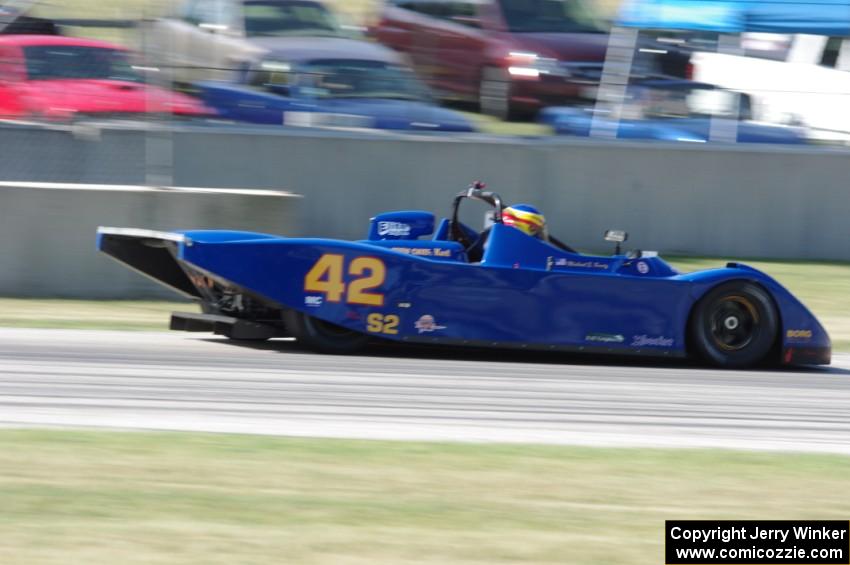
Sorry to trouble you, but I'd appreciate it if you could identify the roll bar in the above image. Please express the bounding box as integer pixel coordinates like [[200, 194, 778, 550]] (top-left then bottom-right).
[[449, 182, 505, 246], [451, 181, 504, 233]]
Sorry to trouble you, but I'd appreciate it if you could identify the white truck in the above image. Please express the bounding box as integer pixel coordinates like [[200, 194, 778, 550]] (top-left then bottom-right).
[[694, 33, 850, 142]]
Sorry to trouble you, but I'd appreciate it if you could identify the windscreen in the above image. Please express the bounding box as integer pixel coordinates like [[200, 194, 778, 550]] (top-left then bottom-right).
[[244, 0, 340, 37], [498, 0, 602, 33], [299, 60, 430, 101], [23, 46, 143, 82]]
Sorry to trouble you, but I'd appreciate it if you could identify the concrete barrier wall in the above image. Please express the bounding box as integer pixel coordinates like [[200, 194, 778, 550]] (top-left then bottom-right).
[[0, 126, 146, 184], [0, 124, 848, 270], [0, 182, 299, 298], [169, 129, 850, 261]]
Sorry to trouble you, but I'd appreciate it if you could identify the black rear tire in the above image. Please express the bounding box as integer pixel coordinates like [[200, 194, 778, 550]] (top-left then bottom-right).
[[284, 310, 370, 355], [689, 282, 779, 369]]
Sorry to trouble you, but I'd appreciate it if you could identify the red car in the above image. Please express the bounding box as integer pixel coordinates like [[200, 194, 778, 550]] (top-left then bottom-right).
[[370, 0, 608, 119], [0, 35, 212, 121]]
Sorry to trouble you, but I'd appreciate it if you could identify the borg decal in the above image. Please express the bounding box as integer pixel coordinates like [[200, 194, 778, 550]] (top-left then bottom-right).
[[786, 329, 813, 340]]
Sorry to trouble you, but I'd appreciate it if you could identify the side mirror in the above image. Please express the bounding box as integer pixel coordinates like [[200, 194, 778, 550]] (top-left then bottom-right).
[[604, 229, 628, 255]]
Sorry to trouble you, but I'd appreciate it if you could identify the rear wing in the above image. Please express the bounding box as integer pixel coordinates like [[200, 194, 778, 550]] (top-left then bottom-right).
[[97, 227, 201, 298]]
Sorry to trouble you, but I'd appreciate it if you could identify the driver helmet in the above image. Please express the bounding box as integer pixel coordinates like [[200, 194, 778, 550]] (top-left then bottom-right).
[[502, 204, 547, 239]]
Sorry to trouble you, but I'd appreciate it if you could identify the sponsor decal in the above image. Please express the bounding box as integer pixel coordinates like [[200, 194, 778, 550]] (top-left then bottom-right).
[[397, 302, 412, 309], [632, 334, 674, 347], [554, 259, 610, 270], [378, 221, 411, 237], [304, 296, 323, 308], [391, 247, 453, 258], [787, 329, 813, 340], [415, 315, 447, 334], [636, 261, 650, 275], [586, 333, 625, 344]]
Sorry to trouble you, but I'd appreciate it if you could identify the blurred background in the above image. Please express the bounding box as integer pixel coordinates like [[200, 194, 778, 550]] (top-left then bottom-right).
[[3, 0, 846, 142]]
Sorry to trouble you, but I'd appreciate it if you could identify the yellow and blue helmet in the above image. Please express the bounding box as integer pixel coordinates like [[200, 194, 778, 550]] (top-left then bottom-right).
[[502, 204, 547, 239]]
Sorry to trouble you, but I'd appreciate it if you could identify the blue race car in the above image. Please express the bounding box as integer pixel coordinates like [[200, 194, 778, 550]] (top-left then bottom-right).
[[193, 38, 476, 133], [97, 185, 829, 368], [540, 80, 807, 144]]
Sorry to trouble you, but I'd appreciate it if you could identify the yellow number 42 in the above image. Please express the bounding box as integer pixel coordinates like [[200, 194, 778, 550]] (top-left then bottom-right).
[[304, 254, 386, 307]]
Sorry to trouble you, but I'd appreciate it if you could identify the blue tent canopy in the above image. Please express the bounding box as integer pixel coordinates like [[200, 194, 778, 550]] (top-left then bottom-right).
[[617, 0, 850, 35]]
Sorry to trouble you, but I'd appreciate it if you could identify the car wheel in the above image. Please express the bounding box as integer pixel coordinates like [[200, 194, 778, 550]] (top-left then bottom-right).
[[285, 310, 370, 354], [689, 282, 779, 368], [479, 67, 514, 120]]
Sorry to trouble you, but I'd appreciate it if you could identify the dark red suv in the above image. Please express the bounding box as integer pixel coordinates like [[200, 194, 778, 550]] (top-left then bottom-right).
[[371, 0, 609, 119]]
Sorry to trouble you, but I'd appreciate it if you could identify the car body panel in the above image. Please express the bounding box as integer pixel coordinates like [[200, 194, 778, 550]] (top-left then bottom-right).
[[540, 106, 808, 143], [0, 35, 212, 119], [194, 79, 476, 131], [190, 38, 476, 131], [540, 80, 809, 144], [508, 32, 609, 63], [97, 210, 830, 365], [249, 36, 402, 65], [150, 0, 351, 83], [371, 0, 609, 110]]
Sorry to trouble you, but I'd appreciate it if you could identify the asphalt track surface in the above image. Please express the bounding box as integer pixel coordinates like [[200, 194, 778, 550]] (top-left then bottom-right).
[[1, 328, 850, 454]]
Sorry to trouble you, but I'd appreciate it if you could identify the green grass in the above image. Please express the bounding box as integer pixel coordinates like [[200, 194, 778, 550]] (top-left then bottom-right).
[[462, 111, 554, 137], [0, 299, 196, 332], [0, 430, 848, 564]]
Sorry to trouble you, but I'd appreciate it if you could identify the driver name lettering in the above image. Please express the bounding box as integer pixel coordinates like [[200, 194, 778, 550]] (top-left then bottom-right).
[[554, 259, 610, 270], [392, 247, 453, 258]]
